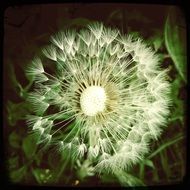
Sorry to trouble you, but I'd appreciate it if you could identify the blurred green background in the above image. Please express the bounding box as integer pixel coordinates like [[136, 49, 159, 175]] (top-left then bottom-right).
[[3, 3, 186, 186]]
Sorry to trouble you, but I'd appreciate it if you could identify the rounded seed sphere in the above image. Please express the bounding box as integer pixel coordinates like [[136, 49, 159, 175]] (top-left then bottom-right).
[[80, 86, 107, 116]]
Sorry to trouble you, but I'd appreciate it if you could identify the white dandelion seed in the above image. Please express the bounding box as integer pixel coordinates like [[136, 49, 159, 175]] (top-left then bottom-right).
[[50, 31, 65, 50], [26, 57, 44, 75], [42, 44, 57, 61], [26, 22, 171, 174], [88, 22, 103, 40]]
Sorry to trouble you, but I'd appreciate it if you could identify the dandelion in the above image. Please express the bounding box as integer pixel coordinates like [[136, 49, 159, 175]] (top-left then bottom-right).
[[26, 22, 170, 174]]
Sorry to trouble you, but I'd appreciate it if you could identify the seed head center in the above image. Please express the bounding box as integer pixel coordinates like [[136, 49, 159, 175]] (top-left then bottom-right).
[[80, 86, 107, 116]]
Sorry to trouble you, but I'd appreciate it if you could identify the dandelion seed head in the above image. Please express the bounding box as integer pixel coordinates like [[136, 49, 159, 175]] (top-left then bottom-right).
[[26, 22, 171, 174]]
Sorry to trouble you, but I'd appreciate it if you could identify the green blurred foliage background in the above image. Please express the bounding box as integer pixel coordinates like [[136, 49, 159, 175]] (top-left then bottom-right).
[[3, 3, 186, 187]]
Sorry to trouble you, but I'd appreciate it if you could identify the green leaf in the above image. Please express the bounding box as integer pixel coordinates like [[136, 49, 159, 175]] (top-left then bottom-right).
[[9, 131, 21, 148], [8, 156, 19, 170], [164, 7, 187, 83], [139, 160, 155, 182], [7, 101, 30, 126], [9, 64, 27, 98], [32, 168, 44, 184], [148, 134, 184, 159], [22, 134, 38, 159], [168, 77, 184, 124], [160, 149, 170, 179], [10, 166, 27, 183], [143, 159, 155, 169], [8, 63, 34, 99], [139, 163, 145, 180], [8, 63, 21, 94]]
